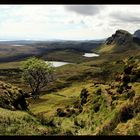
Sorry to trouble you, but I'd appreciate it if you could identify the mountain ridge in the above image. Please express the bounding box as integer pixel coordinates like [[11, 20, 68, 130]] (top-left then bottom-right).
[[96, 29, 140, 54]]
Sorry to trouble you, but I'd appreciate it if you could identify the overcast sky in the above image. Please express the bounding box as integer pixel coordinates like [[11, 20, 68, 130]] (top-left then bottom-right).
[[0, 5, 140, 40]]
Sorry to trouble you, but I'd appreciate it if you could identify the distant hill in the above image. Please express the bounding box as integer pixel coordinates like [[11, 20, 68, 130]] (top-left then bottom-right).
[[0, 40, 103, 62], [1, 31, 140, 135], [96, 29, 140, 53]]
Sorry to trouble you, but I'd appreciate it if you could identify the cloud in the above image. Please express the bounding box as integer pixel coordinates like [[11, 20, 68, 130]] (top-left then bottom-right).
[[64, 5, 104, 16], [110, 11, 140, 23], [0, 5, 140, 40]]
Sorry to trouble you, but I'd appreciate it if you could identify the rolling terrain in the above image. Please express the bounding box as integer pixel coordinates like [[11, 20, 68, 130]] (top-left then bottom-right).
[[0, 40, 103, 62], [0, 29, 140, 135]]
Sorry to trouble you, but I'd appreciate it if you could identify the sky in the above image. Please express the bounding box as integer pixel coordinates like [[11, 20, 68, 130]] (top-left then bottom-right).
[[0, 5, 140, 40]]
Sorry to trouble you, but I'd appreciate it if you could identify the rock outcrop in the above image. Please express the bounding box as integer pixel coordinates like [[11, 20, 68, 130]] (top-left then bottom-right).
[[133, 30, 140, 39], [0, 81, 28, 110], [105, 29, 133, 46]]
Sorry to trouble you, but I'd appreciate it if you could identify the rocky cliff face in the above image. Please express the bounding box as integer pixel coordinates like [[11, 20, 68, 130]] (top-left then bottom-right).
[[105, 29, 133, 46], [134, 30, 140, 39], [133, 30, 140, 45], [97, 29, 140, 53]]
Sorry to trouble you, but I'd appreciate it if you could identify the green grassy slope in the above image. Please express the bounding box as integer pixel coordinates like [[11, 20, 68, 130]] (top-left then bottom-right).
[[0, 107, 50, 135], [30, 82, 93, 117], [1, 31, 140, 135], [28, 57, 140, 135]]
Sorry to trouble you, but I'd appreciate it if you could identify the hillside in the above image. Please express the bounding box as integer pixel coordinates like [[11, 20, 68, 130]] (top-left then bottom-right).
[[0, 107, 49, 135], [0, 81, 52, 135], [29, 56, 140, 135], [1, 56, 140, 135], [96, 29, 140, 54], [0, 81, 72, 135], [0, 29, 140, 135], [27, 30, 140, 135]]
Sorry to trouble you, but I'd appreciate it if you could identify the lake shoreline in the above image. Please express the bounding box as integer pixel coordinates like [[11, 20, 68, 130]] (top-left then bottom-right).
[[46, 53, 99, 67]]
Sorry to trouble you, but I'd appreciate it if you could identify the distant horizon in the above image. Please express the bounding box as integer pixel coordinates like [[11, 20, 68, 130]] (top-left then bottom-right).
[[0, 38, 106, 41]]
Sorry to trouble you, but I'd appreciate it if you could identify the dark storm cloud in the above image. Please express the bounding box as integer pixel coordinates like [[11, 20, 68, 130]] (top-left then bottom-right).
[[110, 12, 140, 23], [64, 5, 104, 16]]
